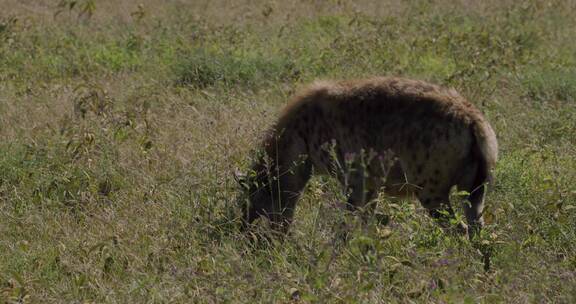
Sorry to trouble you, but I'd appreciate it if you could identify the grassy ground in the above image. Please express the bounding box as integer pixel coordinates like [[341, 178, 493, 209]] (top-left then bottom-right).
[[1, 0, 575, 302]]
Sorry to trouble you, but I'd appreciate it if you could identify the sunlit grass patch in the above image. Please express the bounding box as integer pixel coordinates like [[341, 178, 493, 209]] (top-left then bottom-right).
[[173, 48, 298, 89]]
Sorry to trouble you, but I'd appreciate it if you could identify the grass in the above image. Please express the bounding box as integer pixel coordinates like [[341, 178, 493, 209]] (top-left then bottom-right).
[[1, 0, 575, 302]]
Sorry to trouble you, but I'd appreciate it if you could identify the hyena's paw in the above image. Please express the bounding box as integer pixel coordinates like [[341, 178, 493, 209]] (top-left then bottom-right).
[[446, 221, 468, 237], [434, 217, 469, 237]]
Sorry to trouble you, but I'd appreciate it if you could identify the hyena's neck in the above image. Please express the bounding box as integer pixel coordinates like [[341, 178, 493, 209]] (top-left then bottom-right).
[[255, 128, 311, 197], [260, 127, 304, 170]]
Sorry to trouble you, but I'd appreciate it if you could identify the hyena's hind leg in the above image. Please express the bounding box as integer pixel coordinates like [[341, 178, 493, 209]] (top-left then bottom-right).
[[456, 160, 493, 271], [418, 187, 468, 235], [456, 161, 486, 239]]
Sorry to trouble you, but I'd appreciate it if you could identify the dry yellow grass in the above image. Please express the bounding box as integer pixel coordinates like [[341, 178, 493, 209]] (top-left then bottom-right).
[[1, 0, 575, 302]]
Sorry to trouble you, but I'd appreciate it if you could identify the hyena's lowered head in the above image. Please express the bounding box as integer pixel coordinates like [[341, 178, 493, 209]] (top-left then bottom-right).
[[236, 77, 498, 239]]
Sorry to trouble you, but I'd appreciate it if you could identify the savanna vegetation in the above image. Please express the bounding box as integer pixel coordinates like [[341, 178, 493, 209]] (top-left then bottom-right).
[[0, 0, 575, 302]]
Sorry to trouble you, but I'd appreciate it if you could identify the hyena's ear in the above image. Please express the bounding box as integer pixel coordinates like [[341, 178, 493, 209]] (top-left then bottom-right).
[[233, 168, 249, 190]]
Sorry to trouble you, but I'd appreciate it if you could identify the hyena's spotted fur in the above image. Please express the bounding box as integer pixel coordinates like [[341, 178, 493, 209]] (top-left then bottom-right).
[[238, 77, 498, 239]]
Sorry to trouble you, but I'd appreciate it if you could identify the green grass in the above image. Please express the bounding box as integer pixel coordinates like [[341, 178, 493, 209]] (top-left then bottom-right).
[[1, 0, 575, 302]]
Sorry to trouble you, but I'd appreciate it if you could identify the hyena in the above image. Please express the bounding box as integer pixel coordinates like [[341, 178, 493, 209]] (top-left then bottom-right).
[[237, 77, 498, 239]]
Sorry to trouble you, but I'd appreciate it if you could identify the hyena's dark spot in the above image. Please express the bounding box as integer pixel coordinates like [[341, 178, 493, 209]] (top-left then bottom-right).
[[311, 106, 322, 118], [422, 198, 432, 207], [433, 196, 445, 202], [299, 132, 309, 147], [405, 139, 415, 151], [416, 165, 424, 174], [421, 136, 432, 149]]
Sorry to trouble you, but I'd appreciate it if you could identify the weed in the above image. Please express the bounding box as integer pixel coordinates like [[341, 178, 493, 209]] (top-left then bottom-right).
[[0, 0, 575, 302]]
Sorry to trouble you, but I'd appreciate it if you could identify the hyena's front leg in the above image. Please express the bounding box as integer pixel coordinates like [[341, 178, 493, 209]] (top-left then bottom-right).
[[253, 158, 312, 236], [269, 169, 310, 235]]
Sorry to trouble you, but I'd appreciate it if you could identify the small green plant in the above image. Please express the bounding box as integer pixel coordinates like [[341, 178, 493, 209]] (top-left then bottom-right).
[[55, 0, 97, 20], [519, 67, 576, 103], [173, 48, 298, 88], [72, 83, 113, 119], [0, 16, 18, 38]]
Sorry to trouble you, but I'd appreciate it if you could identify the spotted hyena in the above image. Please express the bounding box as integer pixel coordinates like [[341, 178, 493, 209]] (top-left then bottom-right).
[[236, 77, 498, 239]]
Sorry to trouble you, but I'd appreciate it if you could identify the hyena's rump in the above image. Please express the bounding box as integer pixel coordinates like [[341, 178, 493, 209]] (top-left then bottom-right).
[[237, 77, 498, 239]]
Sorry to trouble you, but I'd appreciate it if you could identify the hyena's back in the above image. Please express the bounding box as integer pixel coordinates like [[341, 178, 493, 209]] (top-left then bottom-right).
[[247, 77, 497, 237]]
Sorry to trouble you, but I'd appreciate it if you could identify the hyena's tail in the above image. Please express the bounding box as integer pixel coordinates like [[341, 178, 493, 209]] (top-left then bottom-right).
[[468, 119, 498, 271], [473, 119, 498, 186], [463, 118, 498, 236]]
